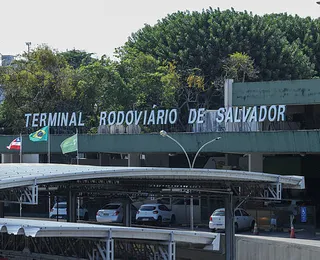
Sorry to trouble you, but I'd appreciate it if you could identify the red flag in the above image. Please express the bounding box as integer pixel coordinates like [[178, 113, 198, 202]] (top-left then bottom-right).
[[6, 137, 21, 150]]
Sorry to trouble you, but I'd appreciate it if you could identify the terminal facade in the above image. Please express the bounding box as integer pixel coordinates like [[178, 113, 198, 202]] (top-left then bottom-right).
[[0, 78, 319, 225]]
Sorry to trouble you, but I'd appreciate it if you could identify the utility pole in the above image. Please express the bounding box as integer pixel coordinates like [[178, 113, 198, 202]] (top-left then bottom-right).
[[25, 42, 31, 54]]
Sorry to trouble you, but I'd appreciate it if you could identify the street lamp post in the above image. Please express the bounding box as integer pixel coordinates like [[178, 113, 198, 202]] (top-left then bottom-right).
[[191, 137, 221, 168], [25, 42, 31, 55], [160, 130, 221, 230], [160, 130, 192, 168], [160, 130, 221, 169]]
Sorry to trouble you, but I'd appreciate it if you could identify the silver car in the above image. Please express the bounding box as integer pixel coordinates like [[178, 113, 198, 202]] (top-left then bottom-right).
[[96, 203, 137, 223], [209, 208, 255, 232], [49, 201, 89, 221]]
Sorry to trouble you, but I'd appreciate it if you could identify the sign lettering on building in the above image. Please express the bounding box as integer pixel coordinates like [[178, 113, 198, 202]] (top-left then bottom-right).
[[24, 105, 286, 127]]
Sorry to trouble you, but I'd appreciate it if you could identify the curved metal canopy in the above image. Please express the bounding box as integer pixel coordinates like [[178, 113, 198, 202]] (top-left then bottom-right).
[[0, 218, 217, 245], [0, 163, 305, 190]]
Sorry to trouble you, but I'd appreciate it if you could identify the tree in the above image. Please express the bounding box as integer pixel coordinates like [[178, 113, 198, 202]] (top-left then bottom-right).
[[117, 50, 179, 110], [120, 8, 316, 87], [223, 52, 258, 82], [75, 56, 130, 132], [0, 45, 78, 133]]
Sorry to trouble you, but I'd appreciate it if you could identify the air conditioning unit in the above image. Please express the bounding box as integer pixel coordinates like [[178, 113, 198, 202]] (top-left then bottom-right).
[[109, 125, 125, 134], [97, 125, 110, 134], [126, 124, 141, 134]]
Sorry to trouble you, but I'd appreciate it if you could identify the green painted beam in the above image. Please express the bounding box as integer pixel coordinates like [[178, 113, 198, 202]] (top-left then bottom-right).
[[1, 131, 320, 154], [233, 79, 320, 106]]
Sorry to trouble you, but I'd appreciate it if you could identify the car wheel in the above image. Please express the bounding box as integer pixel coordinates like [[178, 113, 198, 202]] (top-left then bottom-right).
[[84, 212, 89, 221], [157, 216, 162, 226], [170, 215, 176, 225], [234, 223, 239, 233]]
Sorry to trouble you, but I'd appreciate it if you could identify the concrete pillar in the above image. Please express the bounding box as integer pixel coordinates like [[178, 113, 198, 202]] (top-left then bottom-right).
[[22, 154, 39, 163], [67, 191, 76, 222], [1, 154, 19, 163], [224, 79, 234, 132], [248, 153, 264, 172], [0, 195, 4, 218], [128, 153, 141, 167], [225, 193, 235, 260], [1, 154, 39, 163], [190, 196, 194, 230], [123, 200, 132, 227]]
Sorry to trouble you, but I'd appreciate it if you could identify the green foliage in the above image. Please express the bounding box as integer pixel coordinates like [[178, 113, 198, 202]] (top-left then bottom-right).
[[223, 52, 258, 82], [121, 8, 317, 87], [60, 49, 96, 69], [0, 45, 76, 133], [117, 50, 179, 110]]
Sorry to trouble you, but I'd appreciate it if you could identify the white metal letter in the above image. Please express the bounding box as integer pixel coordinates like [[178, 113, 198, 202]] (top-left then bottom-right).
[[32, 113, 39, 127], [258, 106, 267, 122], [188, 109, 197, 124], [216, 108, 225, 123], [25, 113, 32, 127], [99, 112, 107, 125], [277, 105, 286, 121], [69, 112, 77, 126], [268, 105, 277, 122], [116, 111, 125, 125], [125, 111, 134, 125], [168, 109, 178, 124], [157, 110, 165, 124]]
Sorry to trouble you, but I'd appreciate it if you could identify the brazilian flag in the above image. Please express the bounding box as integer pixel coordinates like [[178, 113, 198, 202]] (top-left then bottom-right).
[[29, 126, 49, 142]]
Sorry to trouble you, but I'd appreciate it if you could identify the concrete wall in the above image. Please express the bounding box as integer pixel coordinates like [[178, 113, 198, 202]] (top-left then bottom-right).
[[236, 235, 320, 260], [233, 79, 320, 106], [1, 154, 39, 163]]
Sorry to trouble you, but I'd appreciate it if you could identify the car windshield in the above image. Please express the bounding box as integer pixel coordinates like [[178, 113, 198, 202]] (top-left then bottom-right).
[[140, 205, 156, 211], [212, 210, 225, 216], [103, 204, 120, 210]]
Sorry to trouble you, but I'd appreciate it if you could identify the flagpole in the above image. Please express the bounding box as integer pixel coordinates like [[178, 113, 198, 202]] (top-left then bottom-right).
[[19, 133, 22, 163], [48, 125, 50, 163], [76, 128, 79, 165]]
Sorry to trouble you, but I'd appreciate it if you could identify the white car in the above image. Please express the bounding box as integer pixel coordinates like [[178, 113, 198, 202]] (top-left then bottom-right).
[[49, 201, 89, 221], [136, 204, 175, 225], [209, 208, 255, 232], [96, 203, 138, 223]]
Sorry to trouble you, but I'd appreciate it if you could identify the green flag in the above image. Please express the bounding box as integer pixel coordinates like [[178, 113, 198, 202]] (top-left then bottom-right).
[[29, 126, 49, 142], [60, 134, 78, 154]]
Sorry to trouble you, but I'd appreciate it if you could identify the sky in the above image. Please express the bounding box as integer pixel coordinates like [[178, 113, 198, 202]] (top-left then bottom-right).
[[1, 0, 320, 58]]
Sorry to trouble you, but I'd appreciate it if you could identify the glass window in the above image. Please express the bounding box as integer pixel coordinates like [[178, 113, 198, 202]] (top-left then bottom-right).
[[140, 205, 156, 211], [103, 204, 121, 210], [159, 205, 169, 211], [235, 210, 241, 216], [212, 209, 225, 216], [241, 210, 250, 216], [54, 203, 67, 209]]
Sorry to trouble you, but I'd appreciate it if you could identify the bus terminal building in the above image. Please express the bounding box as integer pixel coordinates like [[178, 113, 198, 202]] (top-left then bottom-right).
[[1, 78, 320, 225]]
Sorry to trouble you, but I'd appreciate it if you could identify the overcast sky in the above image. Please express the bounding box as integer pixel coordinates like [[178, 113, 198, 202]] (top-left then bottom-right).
[[1, 0, 320, 58]]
